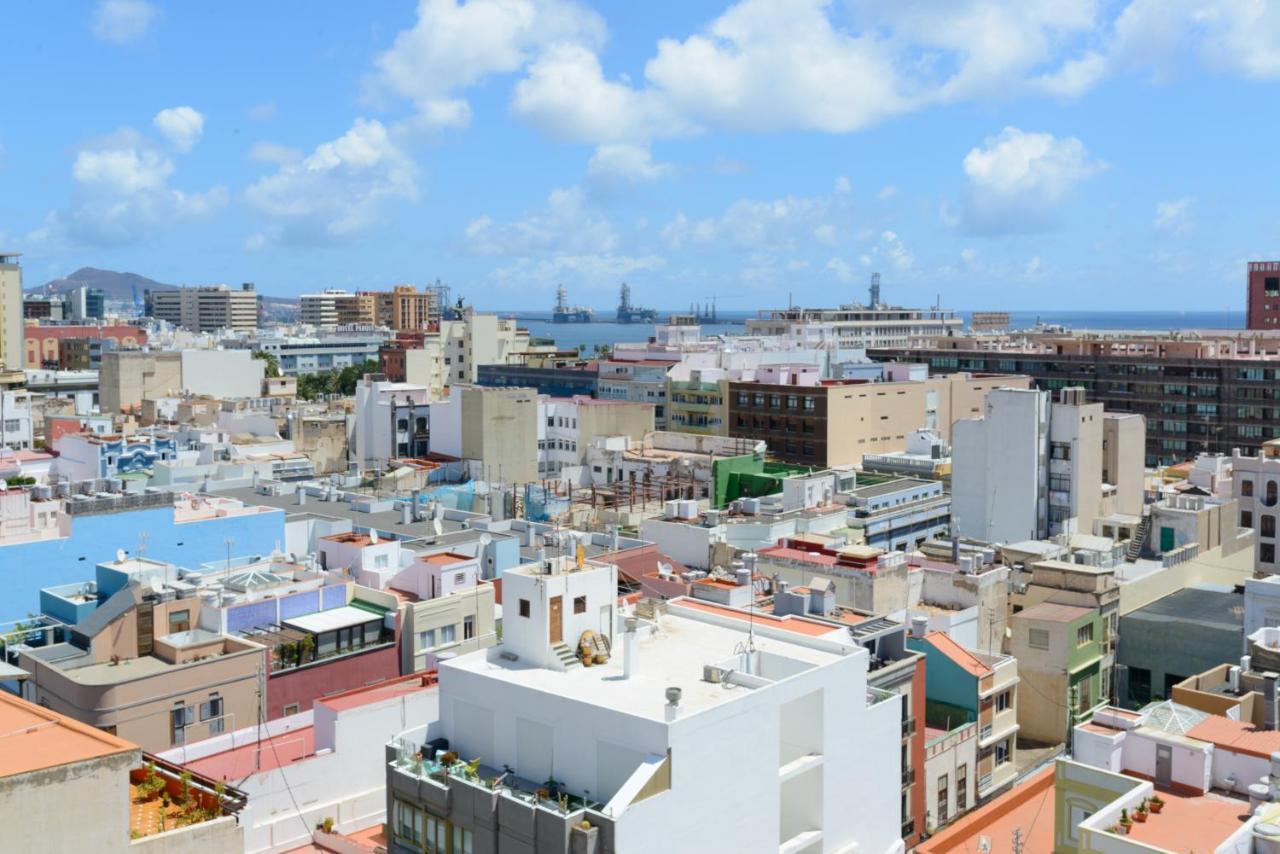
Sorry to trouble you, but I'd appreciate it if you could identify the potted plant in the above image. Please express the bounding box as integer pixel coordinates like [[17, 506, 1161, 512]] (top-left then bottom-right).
[[1113, 824, 1127, 836], [440, 751, 459, 767], [1119, 809, 1133, 833], [321, 816, 335, 833], [1134, 801, 1148, 823], [1149, 795, 1165, 814], [543, 777, 564, 799]]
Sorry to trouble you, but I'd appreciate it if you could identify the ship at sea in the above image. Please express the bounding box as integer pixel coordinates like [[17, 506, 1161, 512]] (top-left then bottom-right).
[[615, 282, 657, 323], [552, 284, 593, 323]]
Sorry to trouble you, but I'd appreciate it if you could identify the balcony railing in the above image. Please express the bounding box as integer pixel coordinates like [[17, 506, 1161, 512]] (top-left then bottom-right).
[[901, 766, 915, 787], [901, 817, 915, 838], [902, 717, 916, 738]]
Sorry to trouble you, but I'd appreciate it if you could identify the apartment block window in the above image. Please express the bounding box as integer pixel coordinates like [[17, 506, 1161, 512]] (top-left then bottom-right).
[[1243, 511, 1255, 529], [168, 609, 191, 634], [1263, 544, 1276, 565], [200, 694, 225, 735], [803, 396, 816, 410], [440, 624, 457, 645], [374, 553, 390, 569], [464, 616, 475, 640], [1264, 515, 1277, 539], [753, 393, 765, 407], [1076, 623, 1094, 646], [937, 773, 949, 824], [995, 690, 1010, 713], [395, 799, 423, 846], [1028, 628, 1050, 650], [453, 825, 474, 854], [956, 764, 968, 812], [425, 813, 447, 852], [736, 392, 748, 406], [418, 629, 436, 650], [1049, 474, 1071, 492], [1242, 479, 1255, 497], [574, 595, 587, 614], [519, 599, 531, 618], [171, 702, 194, 745], [995, 740, 1010, 766], [283, 703, 300, 717], [1050, 442, 1071, 461]]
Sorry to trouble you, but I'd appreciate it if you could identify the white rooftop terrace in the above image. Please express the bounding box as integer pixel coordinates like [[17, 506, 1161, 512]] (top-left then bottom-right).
[[441, 607, 848, 723]]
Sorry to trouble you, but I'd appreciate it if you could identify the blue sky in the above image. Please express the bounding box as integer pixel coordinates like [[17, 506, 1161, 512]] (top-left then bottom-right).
[[2, 0, 1278, 311]]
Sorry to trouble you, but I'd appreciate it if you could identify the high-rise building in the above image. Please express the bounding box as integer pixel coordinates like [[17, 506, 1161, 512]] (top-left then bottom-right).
[[0, 252, 23, 370], [389, 283, 439, 331], [146, 283, 260, 332], [300, 285, 440, 330], [1247, 261, 1280, 330], [65, 285, 105, 321]]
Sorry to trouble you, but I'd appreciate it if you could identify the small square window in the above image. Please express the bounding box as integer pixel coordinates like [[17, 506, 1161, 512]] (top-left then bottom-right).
[[519, 599, 531, 618], [574, 596, 586, 614]]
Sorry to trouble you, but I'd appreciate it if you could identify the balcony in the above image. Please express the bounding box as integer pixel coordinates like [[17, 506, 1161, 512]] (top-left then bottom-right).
[[901, 766, 915, 787], [901, 817, 915, 839], [902, 716, 916, 739]]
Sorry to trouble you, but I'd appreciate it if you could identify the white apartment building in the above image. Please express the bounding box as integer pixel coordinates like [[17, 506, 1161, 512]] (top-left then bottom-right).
[[0, 252, 22, 371], [147, 284, 260, 332], [353, 376, 433, 466], [745, 296, 963, 350], [1233, 438, 1280, 575], [385, 555, 905, 854], [953, 387, 1139, 544], [537, 396, 655, 481], [0, 389, 34, 450], [404, 313, 532, 393]]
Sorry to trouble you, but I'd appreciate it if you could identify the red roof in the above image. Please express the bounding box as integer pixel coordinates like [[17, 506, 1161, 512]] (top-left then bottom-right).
[[184, 726, 315, 781], [922, 631, 991, 678], [1187, 716, 1280, 760], [757, 545, 838, 567]]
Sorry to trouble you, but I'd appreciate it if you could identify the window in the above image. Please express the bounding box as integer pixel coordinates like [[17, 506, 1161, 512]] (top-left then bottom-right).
[[1265, 515, 1277, 539], [574, 595, 586, 614], [956, 764, 967, 812], [440, 624, 457, 645], [1264, 543, 1276, 564], [1269, 480, 1279, 508], [995, 690, 1010, 713], [1243, 511, 1255, 529], [1076, 623, 1094, 646], [519, 599, 531, 618], [995, 740, 1010, 766], [1243, 479, 1255, 497], [937, 773, 949, 824], [803, 396, 816, 410], [425, 813, 447, 852], [1028, 628, 1050, 650], [170, 702, 194, 745], [200, 694, 225, 735], [1077, 676, 1093, 711], [374, 553, 389, 569], [1050, 442, 1071, 461], [283, 703, 300, 716], [464, 616, 475, 640], [397, 419, 409, 431], [418, 629, 437, 650], [168, 609, 191, 634], [453, 825, 474, 854], [395, 799, 423, 846]]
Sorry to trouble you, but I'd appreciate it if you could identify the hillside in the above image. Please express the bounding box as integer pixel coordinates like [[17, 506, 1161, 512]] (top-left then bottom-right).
[[31, 267, 297, 308]]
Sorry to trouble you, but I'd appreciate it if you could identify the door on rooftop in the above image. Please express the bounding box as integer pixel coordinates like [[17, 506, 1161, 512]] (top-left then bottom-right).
[[549, 596, 563, 645], [1155, 744, 1172, 787]]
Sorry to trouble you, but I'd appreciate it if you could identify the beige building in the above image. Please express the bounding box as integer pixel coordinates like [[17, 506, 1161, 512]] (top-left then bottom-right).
[[396, 552, 498, 673], [99, 351, 183, 414], [0, 692, 245, 853], [0, 252, 22, 371], [17, 580, 265, 753], [459, 385, 539, 483], [405, 312, 533, 393], [147, 284, 260, 332], [727, 369, 1030, 468], [1103, 413, 1146, 517]]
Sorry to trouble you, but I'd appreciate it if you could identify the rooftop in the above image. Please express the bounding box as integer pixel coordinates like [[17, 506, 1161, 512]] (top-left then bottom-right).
[[1123, 586, 1244, 633], [918, 631, 992, 678], [1016, 601, 1093, 623], [0, 691, 136, 777], [442, 603, 845, 721], [1187, 715, 1280, 760], [1122, 786, 1253, 853], [916, 765, 1055, 853], [222, 485, 478, 540]]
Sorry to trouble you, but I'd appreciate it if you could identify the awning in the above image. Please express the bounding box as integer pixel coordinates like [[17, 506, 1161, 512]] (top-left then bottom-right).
[[282, 605, 382, 634]]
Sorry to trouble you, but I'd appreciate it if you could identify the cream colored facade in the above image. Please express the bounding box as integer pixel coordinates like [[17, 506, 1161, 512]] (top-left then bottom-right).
[[823, 372, 1031, 467], [0, 252, 22, 370], [99, 351, 184, 414], [1102, 413, 1146, 517], [460, 385, 539, 483], [404, 313, 532, 393], [400, 581, 497, 673], [148, 284, 259, 332]]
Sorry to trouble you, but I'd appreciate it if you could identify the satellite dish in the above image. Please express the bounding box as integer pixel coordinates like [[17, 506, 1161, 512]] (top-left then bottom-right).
[[148, 576, 164, 596], [116, 548, 126, 564]]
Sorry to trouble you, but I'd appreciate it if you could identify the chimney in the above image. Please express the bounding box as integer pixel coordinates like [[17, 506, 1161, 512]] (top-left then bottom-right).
[[525, 524, 536, 548], [611, 524, 620, 551], [296, 488, 306, 506], [664, 686, 682, 722], [401, 501, 412, 525], [1265, 672, 1279, 731], [910, 615, 929, 639], [623, 617, 638, 680], [1229, 665, 1241, 693]]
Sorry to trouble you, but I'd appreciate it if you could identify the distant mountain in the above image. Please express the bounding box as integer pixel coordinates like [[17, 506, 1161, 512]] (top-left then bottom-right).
[[31, 267, 174, 302], [31, 267, 297, 308]]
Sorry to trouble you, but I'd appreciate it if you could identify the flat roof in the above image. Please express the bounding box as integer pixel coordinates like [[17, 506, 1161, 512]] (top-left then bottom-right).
[[0, 691, 136, 777], [1122, 587, 1244, 633], [185, 725, 315, 781], [283, 605, 383, 634], [223, 486, 475, 539], [915, 765, 1055, 854], [853, 477, 934, 497], [442, 607, 843, 721], [422, 551, 473, 566]]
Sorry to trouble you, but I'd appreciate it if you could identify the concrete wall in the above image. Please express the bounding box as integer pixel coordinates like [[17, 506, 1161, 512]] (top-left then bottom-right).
[[953, 388, 1048, 544], [461, 386, 538, 484], [180, 350, 265, 399], [0, 747, 137, 852], [267, 643, 401, 719], [1103, 414, 1145, 517], [1118, 604, 1242, 707]]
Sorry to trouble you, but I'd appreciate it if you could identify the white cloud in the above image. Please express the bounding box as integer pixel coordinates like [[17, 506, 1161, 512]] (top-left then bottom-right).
[[877, 184, 897, 201], [61, 127, 225, 246], [959, 126, 1105, 235], [1111, 0, 1280, 81], [244, 118, 418, 245], [834, 176, 852, 194], [1154, 197, 1194, 236], [825, 257, 857, 282], [247, 141, 303, 165], [1026, 255, 1044, 275], [491, 253, 665, 287], [465, 186, 618, 256], [662, 193, 846, 252], [92, 0, 156, 44], [371, 0, 605, 131], [152, 106, 205, 152], [586, 144, 673, 187], [859, 230, 914, 270]]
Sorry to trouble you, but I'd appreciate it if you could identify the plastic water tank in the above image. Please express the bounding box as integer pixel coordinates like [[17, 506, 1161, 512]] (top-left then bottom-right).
[[1249, 782, 1271, 811], [1254, 822, 1280, 854]]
